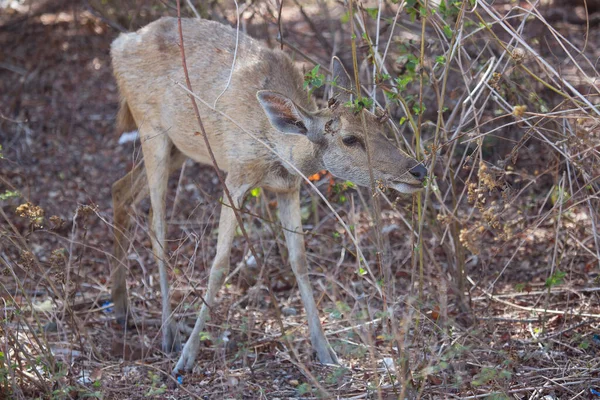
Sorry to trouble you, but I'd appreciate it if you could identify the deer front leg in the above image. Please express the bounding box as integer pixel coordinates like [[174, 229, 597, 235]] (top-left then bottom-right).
[[139, 129, 180, 353], [173, 180, 249, 374], [277, 189, 339, 365]]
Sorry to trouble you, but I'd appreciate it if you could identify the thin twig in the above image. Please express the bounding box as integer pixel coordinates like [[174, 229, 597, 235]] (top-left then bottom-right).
[[186, 0, 200, 19], [213, 0, 240, 107], [278, 0, 284, 50]]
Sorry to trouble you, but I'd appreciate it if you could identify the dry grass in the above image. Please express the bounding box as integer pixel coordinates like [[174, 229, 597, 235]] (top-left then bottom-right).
[[1, 0, 599, 399]]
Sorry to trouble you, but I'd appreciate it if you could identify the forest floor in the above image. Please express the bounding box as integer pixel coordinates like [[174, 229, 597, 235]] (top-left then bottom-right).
[[1, 0, 600, 399]]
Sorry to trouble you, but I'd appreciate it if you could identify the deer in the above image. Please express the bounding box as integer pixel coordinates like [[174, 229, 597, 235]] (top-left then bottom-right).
[[109, 16, 427, 374]]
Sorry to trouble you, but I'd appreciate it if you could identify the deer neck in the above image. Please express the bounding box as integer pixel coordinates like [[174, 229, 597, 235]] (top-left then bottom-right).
[[274, 134, 324, 178]]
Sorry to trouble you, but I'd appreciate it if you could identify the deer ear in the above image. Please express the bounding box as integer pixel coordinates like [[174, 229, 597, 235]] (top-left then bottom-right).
[[257, 91, 314, 136], [329, 56, 353, 103]]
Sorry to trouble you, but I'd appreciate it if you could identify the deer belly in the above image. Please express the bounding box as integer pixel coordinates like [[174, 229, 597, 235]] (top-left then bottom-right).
[[170, 133, 230, 172]]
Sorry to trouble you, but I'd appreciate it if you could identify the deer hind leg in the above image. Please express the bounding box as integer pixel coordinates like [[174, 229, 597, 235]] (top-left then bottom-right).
[[111, 161, 147, 325], [111, 148, 187, 326], [174, 175, 251, 374], [276, 189, 338, 364], [139, 126, 180, 353]]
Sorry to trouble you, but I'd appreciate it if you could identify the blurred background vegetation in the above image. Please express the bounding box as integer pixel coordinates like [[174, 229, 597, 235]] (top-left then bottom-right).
[[1, 0, 599, 398]]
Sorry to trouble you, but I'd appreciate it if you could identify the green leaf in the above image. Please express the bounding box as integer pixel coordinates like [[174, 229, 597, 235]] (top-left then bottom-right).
[[145, 385, 167, 397], [412, 104, 426, 115], [0, 190, 20, 201], [443, 25, 453, 39], [545, 270, 566, 288], [250, 187, 261, 198], [395, 75, 413, 91], [499, 369, 512, 380], [514, 283, 526, 292], [303, 65, 325, 95], [384, 89, 397, 100], [439, 0, 448, 15], [550, 185, 571, 205], [406, 54, 419, 72], [297, 383, 311, 395], [579, 340, 590, 349], [365, 7, 379, 19], [344, 97, 374, 113], [407, 7, 418, 22], [435, 55, 447, 64]]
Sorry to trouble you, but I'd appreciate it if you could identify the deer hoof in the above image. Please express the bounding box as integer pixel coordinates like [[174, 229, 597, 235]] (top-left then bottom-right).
[[172, 349, 197, 375]]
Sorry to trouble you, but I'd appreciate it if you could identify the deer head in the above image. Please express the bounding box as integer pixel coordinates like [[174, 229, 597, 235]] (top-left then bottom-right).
[[257, 57, 427, 194]]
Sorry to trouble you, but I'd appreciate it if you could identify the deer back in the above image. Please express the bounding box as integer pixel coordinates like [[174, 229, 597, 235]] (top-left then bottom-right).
[[111, 17, 315, 178]]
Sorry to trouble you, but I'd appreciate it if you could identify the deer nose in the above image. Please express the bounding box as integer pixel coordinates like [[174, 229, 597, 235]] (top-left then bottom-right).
[[409, 164, 427, 181]]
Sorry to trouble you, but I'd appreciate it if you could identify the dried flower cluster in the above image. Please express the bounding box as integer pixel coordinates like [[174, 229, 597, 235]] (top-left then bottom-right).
[[511, 48, 526, 64], [459, 225, 485, 255], [49, 248, 66, 270], [49, 215, 65, 229], [19, 250, 35, 271], [460, 162, 517, 253], [16, 202, 45, 228], [488, 72, 502, 91], [76, 203, 98, 218]]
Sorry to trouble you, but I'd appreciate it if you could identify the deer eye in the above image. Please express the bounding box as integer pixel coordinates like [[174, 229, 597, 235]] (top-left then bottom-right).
[[342, 136, 360, 146]]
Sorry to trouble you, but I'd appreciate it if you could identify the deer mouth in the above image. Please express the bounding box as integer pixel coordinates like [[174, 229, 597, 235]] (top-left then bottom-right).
[[391, 181, 424, 194]]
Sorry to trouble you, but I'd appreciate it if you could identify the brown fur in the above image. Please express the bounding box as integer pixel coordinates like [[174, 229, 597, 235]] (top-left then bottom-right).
[[116, 97, 136, 134]]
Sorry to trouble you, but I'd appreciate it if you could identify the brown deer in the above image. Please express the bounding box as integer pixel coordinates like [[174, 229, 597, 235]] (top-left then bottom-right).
[[110, 17, 426, 374]]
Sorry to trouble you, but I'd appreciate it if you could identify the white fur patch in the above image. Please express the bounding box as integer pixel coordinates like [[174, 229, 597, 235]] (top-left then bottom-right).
[[118, 130, 139, 145]]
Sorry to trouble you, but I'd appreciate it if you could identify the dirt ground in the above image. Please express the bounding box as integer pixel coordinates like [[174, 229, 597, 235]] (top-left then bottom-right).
[[1, 0, 600, 399]]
